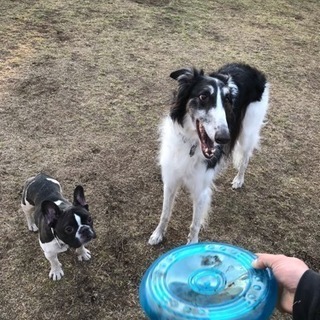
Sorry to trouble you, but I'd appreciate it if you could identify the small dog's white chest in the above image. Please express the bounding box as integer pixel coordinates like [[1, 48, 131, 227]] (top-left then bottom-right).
[[40, 239, 69, 254]]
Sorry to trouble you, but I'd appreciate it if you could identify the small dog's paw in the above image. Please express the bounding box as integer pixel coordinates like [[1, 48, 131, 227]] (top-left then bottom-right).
[[76, 247, 91, 261], [148, 230, 164, 245], [49, 267, 64, 281], [231, 176, 244, 189]]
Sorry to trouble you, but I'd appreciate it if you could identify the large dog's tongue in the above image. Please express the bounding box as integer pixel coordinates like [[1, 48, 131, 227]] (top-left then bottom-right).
[[196, 120, 215, 159]]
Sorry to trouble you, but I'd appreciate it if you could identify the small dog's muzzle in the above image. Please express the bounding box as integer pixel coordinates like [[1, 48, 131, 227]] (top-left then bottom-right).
[[79, 225, 96, 241]]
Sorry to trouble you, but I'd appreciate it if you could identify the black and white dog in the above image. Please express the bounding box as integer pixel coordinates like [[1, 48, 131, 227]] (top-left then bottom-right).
[[149, 63, 269, 245], [21, 173, 96, 280]]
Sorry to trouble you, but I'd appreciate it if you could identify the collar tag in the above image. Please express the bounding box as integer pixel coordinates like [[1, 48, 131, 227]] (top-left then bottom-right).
[[51, 228, 64, 249], [189, 144, 197, 157]]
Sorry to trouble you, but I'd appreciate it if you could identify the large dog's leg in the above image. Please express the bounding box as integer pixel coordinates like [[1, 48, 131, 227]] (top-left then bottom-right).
[[232, 86, 269, 189], [148, 182, 179, 245], [188, 188, 212, 244], [232, 143, 251, 189]]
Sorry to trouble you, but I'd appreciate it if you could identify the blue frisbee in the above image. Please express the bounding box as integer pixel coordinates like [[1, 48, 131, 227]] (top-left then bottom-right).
[[139, 242, 277, 320]]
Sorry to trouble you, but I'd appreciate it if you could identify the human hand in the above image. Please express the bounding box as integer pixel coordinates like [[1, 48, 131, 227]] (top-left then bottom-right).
[[252, 253, 309, 314]]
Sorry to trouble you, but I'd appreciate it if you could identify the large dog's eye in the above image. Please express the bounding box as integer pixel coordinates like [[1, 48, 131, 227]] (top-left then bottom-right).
[[65, 226, 74, 234], [199, 94, 208, 101]]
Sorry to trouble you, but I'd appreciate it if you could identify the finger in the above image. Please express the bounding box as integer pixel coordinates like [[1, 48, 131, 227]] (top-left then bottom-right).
[[252, 253, 285, 269]]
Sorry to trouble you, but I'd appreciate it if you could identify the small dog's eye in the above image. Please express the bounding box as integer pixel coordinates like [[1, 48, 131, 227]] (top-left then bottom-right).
[[199, 94, 208, 101], [65, 226, 74, 234], [87, 216, 92, 223]]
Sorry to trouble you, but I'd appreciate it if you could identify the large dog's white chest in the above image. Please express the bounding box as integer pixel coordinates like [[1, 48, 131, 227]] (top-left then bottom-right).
[[159, 116, 219, 191]]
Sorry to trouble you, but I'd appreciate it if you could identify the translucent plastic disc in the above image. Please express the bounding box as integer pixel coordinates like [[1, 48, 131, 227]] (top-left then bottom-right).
[[139, 242, 277, 320]]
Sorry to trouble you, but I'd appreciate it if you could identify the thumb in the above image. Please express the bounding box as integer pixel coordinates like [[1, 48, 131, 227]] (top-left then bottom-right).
[[252, 253, 283, 269]]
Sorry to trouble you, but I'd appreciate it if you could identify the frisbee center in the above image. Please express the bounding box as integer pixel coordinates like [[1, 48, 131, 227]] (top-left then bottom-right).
[[189, 269, 226, 295]]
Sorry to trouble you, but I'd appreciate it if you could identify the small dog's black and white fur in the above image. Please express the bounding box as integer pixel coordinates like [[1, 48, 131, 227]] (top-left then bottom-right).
[[21, 173, 96, 280], [149, 63, 269, 245]]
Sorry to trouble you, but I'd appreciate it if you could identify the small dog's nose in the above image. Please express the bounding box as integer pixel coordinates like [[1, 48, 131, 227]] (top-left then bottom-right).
[[79, 226, 95, 240], [214, 128, 230, 144]]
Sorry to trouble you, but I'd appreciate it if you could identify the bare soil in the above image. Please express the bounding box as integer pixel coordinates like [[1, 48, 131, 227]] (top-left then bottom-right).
[[0, 0, 319, 319]]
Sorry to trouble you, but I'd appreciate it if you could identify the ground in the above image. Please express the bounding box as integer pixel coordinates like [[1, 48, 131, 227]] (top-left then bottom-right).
[[0, 0, 319, 319]]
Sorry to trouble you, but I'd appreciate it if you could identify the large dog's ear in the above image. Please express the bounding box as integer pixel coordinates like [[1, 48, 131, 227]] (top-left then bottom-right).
[[41, 201, 62, 228], [73, 185, 89, 210], [170, 68, 192, 81], [217, 73, 230, 83], [209, 72, 229, 84], [170, 68, 204, 82], [210, 72, 238, 98], [169, 67, 204, 126]]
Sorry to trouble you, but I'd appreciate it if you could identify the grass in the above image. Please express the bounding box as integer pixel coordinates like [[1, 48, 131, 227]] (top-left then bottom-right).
[[0, 0, 319, 319]]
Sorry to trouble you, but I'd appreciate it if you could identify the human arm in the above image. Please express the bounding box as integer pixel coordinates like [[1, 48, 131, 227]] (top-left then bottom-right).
[[293, 269, 320, 320]]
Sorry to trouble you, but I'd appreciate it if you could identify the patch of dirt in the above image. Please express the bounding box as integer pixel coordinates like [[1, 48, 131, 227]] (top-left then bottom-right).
[[130, 0, 171, 6], [0, 0, 319, 320]]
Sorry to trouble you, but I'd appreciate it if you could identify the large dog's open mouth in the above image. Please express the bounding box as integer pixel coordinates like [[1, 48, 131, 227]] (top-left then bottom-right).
[[196, 120, 216, 159]]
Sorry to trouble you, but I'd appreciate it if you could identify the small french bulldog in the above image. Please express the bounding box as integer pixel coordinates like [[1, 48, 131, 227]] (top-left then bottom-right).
[[21, 173, 96, 280]]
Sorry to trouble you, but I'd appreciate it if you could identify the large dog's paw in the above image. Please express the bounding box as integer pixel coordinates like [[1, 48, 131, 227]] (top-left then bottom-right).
[[148, 229, 164, 245], [76, 247, 91, 261], [28, 223, 38, 232], [49, 266, 64, 281], [231, 175, 244, 189], [187, 235, 199, 244]]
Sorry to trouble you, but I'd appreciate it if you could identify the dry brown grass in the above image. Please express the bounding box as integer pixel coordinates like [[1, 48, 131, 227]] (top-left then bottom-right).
[[0, 0, 319, 319]]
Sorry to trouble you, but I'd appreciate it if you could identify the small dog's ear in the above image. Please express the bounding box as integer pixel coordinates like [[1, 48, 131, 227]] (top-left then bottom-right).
[[73, 186, 89, 210], [41, 201, 61, 228]]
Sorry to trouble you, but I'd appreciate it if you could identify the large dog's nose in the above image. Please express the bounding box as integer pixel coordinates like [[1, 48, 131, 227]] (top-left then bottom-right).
[[214, 128, 230, 144]]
